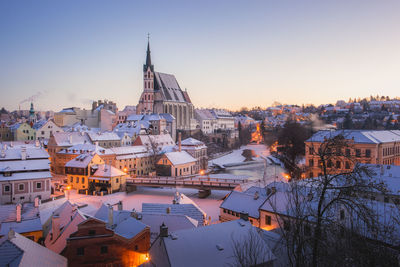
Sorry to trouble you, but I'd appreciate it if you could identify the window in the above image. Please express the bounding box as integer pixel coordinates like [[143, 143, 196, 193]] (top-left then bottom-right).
[[76, 177, 79, 183], [384, 197, 389, 203], [336, 161, 341, 169], [134, 245, 138, 251], [355, 149, 361, 157], [76, 247, 84, 256], [116, 178, 119, 183], [223, 209, 227, 213], [18, 184, 24, 191], [265, 215, 272, 225], [365, 149, 371, 158], [101, 246, 108, 254], [345, 162, 350, 169], [89, 230, 96, 236], [70, 177, 73, 182], [327, 160, 333, 168], [345, 149, 351, 157], [36, 182, 42, 189], [81, 177, 85, 184], [340, 210, 345, 220]]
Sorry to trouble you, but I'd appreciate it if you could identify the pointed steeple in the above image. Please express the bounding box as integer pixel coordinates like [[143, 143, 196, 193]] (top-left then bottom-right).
[[143, 34, 154, 71]]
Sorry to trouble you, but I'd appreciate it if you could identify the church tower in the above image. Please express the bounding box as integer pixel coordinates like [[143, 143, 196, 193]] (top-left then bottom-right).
[[28, 102, 36, 125], [138, 38, 155, 114]]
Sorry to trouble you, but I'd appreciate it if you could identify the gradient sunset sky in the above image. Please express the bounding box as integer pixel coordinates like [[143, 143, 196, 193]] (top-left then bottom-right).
[[1, 0, 400, 112]]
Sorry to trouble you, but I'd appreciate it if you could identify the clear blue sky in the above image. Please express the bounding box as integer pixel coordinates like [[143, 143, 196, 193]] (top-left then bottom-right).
[[1, 0, 400, 112]]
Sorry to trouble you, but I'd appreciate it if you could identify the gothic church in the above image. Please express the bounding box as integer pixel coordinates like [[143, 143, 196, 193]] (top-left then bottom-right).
[[136, 41, 195, 131]]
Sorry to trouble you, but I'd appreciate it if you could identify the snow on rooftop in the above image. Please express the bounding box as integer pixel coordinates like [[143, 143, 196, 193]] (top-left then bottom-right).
[[87, 132, 120, 141], [164, 151, 196, 165], [91, 164, 126, 177]]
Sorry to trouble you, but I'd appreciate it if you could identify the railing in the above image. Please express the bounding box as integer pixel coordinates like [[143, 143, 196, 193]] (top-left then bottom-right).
[[126, 177, 243, 189]]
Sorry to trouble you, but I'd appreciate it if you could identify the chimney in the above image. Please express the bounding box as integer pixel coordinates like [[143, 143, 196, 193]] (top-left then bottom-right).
[[117, 201, 123, 211], [21, 147, 26, 160], [34, 196, 40, 207], [8, 229, 16, 240], [166, 207, 171, 214], [108, 205, 114, 228], [52, 214, 60, 239], [178, 132, 181, 152], [35, 140, 40, 147], [254, 191, 259, 200], [160, 223, 168, 237], [16, 203, 22, 222], [69, 134, 73, 144], [240, 212, 249, 221]]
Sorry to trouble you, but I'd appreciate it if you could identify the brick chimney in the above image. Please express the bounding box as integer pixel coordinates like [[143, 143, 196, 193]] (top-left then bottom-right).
[[16, 203, 22, 222], [178, 132, 182, 152], [117, 201, 123, 211], [160, 223, 168, 237]]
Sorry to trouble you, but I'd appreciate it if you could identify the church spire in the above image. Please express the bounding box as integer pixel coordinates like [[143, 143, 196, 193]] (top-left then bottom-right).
[[144, 34, 154, 71]]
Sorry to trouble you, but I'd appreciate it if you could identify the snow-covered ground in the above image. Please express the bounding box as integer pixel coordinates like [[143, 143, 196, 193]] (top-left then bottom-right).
[[42, 187, 230, 223], [210, 144, 270, 167]]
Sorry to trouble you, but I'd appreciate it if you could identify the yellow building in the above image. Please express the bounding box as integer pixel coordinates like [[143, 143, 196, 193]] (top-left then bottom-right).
[[88, 164, 127, 194], [65, 153, 104, 192], [10, 122, 35, 141], [305, 130, 400, 177], [111, 146, 154, 176]]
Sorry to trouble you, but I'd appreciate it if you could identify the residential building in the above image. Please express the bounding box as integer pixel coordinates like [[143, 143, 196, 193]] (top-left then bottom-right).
[[65, 153, 104, 192], [88, 164, 128, 194], [156, 151, 197, 176], [87, 131, 121, 148], [0, 145, 52, 204], [179, 137, 208, 173], [33, 119, 63, 141], [133, 133, 175, 153], [56, 143, 115, 171], [10, 122, 35, 141], [47, 132, 92, 174], [0, 230, 67, 267], [0, 201, 43, 242], [143, 218, 279, 267], [0, 123, 12, 141], [136, 40, 196, 131], [195, 109, 216, 134], [111, 146, 153, 176], [63, 204, 150, 267], [305, 130, 400, 177], [44, 201, 86, 254]]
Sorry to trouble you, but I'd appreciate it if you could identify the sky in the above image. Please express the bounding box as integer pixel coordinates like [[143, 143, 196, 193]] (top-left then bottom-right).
[[1, 0, 400, 112]]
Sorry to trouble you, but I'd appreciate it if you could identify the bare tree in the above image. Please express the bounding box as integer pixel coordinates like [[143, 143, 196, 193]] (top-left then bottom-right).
[[269, 134, 399, 267], [229, 228, 276, 267]]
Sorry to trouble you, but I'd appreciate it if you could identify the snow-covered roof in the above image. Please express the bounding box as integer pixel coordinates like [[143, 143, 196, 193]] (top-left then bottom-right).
[[154, 72, 191, 103], [65, 153, 97, 168], [163, 151, 196, 166], [0, 231, 67, 267], [180, 137, 204, 146], [51, 132, 91, 147], [138, 212, 197, 241], [142, 194, 206, 226], [91, 164, 126, 178], [0, 159, 50, 172], [220, 191, 267, 219], [126, 114, 144, 122], [0, 171, 52, 181], [135, 134, 175, 150], [147, 219, 276, 267], [44, 201, 86, 254], [87, 132, 120, 142], [0, 146, 49, 161], [57, 143, 114, 155], [93, 205, 148, 239], [307, 130, 400, 144], [195, 109, 215, 120], [0, 203, 42, 236]]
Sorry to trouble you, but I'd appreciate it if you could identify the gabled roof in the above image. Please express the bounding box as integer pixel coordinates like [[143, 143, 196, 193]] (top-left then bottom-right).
[[180, 137, 204, 146], [220, 191, 267, 219], [148, 220, 276, 267], [142, 193, 206, 226], [91, 164, 126, 178], [0, 231, 67, 267], [163, 151, 196, 166], [65, 153, 97, 168], [87, 132, 120, 142], [51, 132, 91, 147], [0, 203, 42, 236], [93, 204, 148, 239]]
